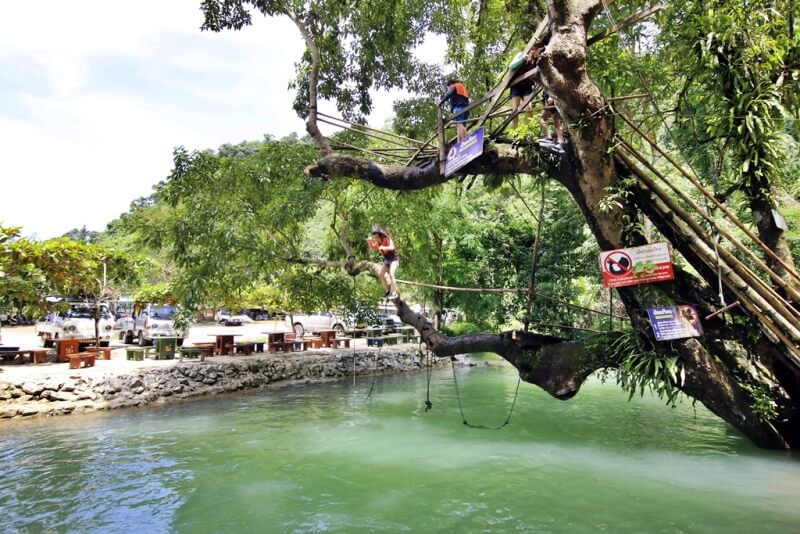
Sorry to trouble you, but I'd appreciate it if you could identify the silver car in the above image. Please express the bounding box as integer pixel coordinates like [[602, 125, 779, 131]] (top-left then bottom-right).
[[285, 311, 348, 337]]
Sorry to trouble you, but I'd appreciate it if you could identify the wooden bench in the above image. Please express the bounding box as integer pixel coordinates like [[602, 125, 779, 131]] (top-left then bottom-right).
[[179, 346, 211, 362], [0, 349, 48, 364], [32, 349, 50, 364], [235, 342, 255, 355], [367, 334, 402, 347], [333, 337, 351, 349], [85, 346, 112, 360], [68, 352, 96, 369]]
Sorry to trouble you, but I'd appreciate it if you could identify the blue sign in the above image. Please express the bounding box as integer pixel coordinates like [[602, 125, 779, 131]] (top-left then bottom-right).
[[647, 305, 704, 341], [444, 128, 485, 177]]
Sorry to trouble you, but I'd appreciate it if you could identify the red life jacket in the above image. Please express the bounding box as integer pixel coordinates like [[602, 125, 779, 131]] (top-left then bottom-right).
[[448, 82, 470, 109]]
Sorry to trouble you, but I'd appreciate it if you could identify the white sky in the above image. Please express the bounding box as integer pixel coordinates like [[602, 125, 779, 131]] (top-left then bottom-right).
[[0, 1, 441, 239]]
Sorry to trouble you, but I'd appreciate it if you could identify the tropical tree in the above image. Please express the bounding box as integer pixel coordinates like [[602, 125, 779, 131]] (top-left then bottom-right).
[[183, 0, 800, 448]]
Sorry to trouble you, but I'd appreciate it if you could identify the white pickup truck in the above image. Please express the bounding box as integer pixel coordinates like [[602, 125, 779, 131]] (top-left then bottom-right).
[[35, 302, 114, 347], [116, 304, 186, 346]]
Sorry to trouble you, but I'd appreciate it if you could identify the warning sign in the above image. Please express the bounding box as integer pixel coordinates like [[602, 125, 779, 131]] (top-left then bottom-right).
[[599, 242, 674, 288], [444, 128, 485, 177], [647, 305, 704, 341]]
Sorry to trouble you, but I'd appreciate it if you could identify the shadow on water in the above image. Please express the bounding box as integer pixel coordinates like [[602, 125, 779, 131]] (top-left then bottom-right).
[[1, 355, 799, 533]]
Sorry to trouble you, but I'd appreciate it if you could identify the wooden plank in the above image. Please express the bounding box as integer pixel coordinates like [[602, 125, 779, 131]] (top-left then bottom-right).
[[437, 107, 447, 175]]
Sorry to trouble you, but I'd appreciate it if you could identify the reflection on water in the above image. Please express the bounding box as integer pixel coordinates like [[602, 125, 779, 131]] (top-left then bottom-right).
[[1, 356, 799, 533]]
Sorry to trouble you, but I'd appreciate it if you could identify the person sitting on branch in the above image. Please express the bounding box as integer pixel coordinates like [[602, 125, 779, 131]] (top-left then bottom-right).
[[368, 226, 399, 300], [439, 79, 470, 141]]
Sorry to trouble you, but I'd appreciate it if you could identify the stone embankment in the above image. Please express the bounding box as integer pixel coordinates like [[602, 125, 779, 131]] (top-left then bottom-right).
[[0, 348, 451, 419]]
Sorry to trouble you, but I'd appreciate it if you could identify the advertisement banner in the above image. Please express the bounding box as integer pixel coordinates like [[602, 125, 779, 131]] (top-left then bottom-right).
[[647, 305, 704, 341], [444, 128, 484, 177], [599, 242, 674, 288]]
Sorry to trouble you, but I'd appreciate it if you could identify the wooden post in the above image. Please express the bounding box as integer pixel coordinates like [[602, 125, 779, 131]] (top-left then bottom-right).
[[437, 107, 447, 175]]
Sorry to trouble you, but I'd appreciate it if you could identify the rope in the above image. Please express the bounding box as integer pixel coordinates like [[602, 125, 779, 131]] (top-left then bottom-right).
[[395, 279, 628, 320], [524, 181, 546, 330], [421, 338, 433, 412], [450, 357, 521, 430], [363, 296, 385, 404]]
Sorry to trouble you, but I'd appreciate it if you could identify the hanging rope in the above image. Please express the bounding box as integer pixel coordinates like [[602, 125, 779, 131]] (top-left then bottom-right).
[[524, 181, 547, 331], [450, 357, 522, 430], [420, 338, 433, 412]]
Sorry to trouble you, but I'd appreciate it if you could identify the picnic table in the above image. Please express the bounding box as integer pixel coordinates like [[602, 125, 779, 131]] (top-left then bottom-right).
[[318, 330, 336, 348], [0, 348, 50, 364], [397, 326, 420, 344], [366, 333, 403, 347], [208, 333, 241, 356], [55, 338, 91, 362]]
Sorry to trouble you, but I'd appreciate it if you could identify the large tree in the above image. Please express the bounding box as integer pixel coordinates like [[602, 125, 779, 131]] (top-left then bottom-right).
[[192, 0, 800, 448]]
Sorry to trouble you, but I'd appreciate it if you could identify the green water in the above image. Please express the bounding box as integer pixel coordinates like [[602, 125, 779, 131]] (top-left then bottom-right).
[[2, 356, 799, 533]]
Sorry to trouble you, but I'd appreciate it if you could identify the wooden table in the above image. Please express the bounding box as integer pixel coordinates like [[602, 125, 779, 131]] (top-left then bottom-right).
[[54, 338, 94, 362], [208, 334, 241, 356], [318, 330, 336, 348]]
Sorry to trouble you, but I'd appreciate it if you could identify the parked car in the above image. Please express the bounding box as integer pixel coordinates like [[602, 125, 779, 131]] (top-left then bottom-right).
[[285, 311, 349, 337], [244, 308, 270, 321], [116, 304, 186, 346], [35, 301, 114, 347], [215, 309, 253, 326]]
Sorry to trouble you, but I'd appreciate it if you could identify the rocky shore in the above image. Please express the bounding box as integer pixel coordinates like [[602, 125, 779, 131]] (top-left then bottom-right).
[[0, 347, 452, 419]]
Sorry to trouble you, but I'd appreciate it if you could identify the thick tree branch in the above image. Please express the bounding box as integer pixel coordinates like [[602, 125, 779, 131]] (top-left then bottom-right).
[[306, 143, 565, 188], [283, 9, 332, 156]]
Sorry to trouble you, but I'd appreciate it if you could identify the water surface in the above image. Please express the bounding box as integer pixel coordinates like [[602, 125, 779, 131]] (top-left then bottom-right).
[[1, 356, 798, 533]]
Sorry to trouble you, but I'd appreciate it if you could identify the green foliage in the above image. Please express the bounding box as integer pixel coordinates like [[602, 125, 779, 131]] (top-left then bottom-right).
[[0, 224, 140, 315], [440, 321, 482, 336], [611, 331, 683, 406], [745, 383, 778, 421]]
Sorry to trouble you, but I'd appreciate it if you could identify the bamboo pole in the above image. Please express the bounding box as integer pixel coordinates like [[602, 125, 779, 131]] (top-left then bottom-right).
[[620, 153, 800, 355], [474, 16, 550, 131], [641, 179, 800, 363], [619, 150, 800, 335], [405, 132, 439, 166], [316, 116, 417, 150], [617, 138, 800, 304], [437, 107, 447, 176], [326, 138, 408, 164], [616, 111, 800, 285], [317, 111, 424, 146], [586, 4, 665, 45]]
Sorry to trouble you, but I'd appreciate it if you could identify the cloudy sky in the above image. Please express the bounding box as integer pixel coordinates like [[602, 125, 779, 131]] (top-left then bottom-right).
[[1, 1, 424, 239]]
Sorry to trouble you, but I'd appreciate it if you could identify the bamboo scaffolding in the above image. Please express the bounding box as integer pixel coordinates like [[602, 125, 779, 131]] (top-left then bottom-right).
[[474, 17, 550, 131], [619, 153, 800, 359], [586, 4, 665, 45], [616, 110, 800, 285], [619, 150, 800, 334], [405, 132, 439, 166], [326, 138, 408, 164], [316, 116, 417, 151], [317, 111, 424, 146], [616, 137, 800, 305], [640, 176, 800, 363], [492, 88, 542, 137]]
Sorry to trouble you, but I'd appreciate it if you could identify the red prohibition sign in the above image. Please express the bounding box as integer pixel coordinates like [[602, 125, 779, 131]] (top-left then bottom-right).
[[604, 251, 632, 277]]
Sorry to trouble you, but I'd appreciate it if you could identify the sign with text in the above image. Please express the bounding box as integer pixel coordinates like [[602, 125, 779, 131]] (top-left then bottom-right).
[[599, 242, 674, 288], [647, 305, 704, 341], [444, 128, 485, 177]]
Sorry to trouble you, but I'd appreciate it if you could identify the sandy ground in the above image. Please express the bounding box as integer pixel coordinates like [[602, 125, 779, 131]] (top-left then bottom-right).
[[0, 321, 381, 382]]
